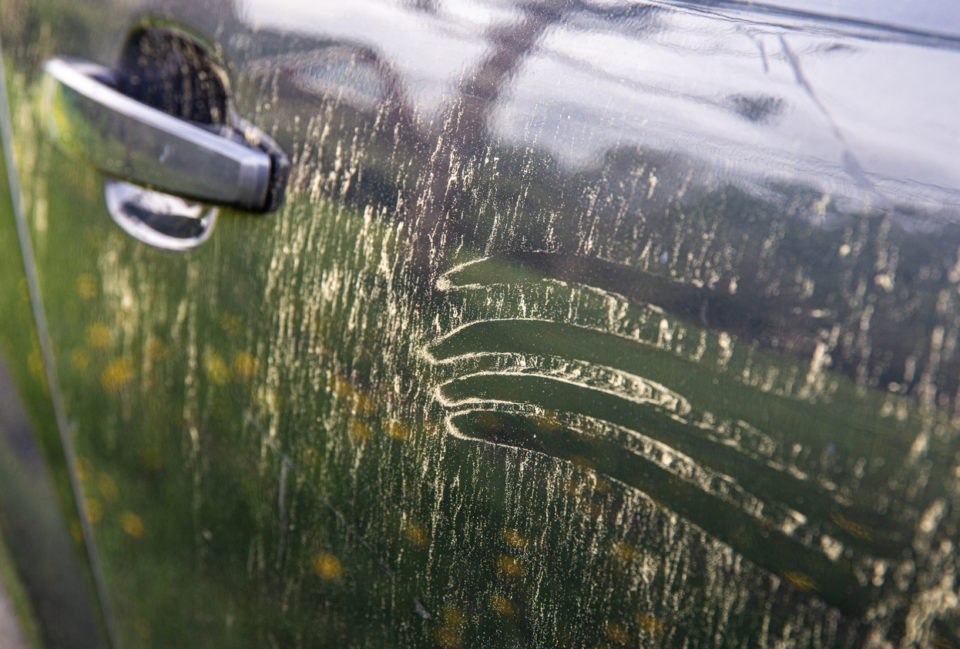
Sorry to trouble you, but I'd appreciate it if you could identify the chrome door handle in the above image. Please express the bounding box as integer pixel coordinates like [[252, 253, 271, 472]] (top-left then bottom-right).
[[40, 57, 286, 213]]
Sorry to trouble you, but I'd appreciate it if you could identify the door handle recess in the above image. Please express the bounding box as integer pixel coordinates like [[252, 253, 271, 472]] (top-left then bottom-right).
[[41, 57, 287, 213]]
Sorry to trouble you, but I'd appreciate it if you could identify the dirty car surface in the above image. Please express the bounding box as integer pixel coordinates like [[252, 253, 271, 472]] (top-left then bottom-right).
[[1, 0, 960, 647]]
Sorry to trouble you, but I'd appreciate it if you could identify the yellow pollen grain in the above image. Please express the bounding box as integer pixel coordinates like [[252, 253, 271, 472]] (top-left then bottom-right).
[[101, 358, 134, 392], [332, 376, 353, 400], [120, 511, 145, 538], [434, 626, 461, 648], [497, 554, 523, 578], [441, 605, 465, 627], [75, 456, 91, 481], [348, 419, 371, 441], [84, 498, 102, 524], [404, 522, 428, 547], [490, 593, 516, 617], [610, 541, 637, 562], [831, 512, 874, 540], [636, 612, 664, 634], [387, 421, 410, 441], [783, 571, 817, 591], [86, 324, 111, 348], [203, 351, 230, 385], [232, 351, 259, 377], [605, 621, 630, 645], [313, 552, 343, 580], [76, 274, 98, 299], [353, 391, 375, 414], [27, 346, 43, 379], [502, 528, 526, 549]]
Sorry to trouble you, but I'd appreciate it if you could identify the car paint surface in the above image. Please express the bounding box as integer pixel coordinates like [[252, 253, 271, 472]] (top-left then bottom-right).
[[2, 0, 960, 647]]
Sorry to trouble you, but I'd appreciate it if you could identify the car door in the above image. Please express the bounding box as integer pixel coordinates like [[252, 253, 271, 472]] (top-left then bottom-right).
[[2, 0, 960, 647]]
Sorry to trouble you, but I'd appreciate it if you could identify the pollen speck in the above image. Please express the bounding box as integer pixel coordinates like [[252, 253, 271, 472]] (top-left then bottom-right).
[[203, 351, 230, 385], [232, 351, 259, 377], [86, 324, 110, 348], [497, 554, 523, 577], [490, 593, 515, 617], [120, 511, 145, 538], [404, 521, 428, 546], [313, 552, 343, 580], [76, 274, 98, 299], [783, 571, 816, 591], [388, 421, 410, 441], [101, 358, 134, 392], [502, 528, 526, 549], [84, 498, 102, 524]]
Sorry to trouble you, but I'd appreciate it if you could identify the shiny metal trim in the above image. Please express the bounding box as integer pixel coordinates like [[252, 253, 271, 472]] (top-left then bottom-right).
[[41, 56, 271, 211], [104, 178, 218, 252]]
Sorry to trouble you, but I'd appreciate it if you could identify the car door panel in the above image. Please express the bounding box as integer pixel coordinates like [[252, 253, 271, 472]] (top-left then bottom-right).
[[2, 0, 960, 647]]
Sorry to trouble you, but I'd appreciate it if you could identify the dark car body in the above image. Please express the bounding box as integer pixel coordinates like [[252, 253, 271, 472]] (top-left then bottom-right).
[[1, 1, 960, 647]]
